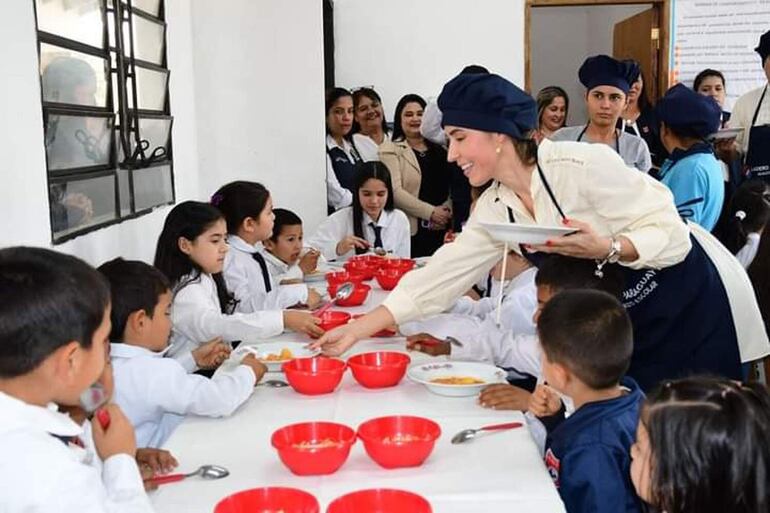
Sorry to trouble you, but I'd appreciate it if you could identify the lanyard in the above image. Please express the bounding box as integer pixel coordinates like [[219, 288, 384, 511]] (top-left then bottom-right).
[[750, 86, 768, 127], [577, 124, 621, 155]]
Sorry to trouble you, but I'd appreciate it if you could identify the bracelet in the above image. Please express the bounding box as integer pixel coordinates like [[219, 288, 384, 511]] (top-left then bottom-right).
[[594, 238, 621, 278]]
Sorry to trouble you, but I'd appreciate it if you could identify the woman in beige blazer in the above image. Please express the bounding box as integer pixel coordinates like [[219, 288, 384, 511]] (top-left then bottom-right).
[[379, 94, 452, 257]]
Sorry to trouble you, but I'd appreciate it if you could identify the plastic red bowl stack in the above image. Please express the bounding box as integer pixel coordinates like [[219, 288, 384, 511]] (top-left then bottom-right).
[[356, 415, 441, 469], [349, 254, 385, 269], [374, 268, 405, 290], [335, 283, 370, 307], [214, 487, 320, 513], [381, 258, 415, 273], [326, 270, 364, 289], [315, 310, 351, 333], [271, 422, 356, 476], [343, 260, 378, 280], [327, 489, 432, 513], [282, 357, 346, 395], [347, 352, 411, 388]]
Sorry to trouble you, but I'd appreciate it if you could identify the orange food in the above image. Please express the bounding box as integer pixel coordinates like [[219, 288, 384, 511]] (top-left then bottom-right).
[[381, 433, 431, 444], [429, 376, 485, 385], [292, 438, 344, 450], [262, 348, 294, 362]]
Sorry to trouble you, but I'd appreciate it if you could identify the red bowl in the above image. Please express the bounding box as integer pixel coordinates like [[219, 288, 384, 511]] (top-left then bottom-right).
[[381, 258, 415, 273], [314, 310, 351, 334], [335, 283, 370, 307], [349, 254, 385, 269], [374, 268, 405, 291], [282, 357, 346, 395], [350, 314, 397, 337], [356, 416, 441, 469], [326, 271, 365, 288], [214, 487, 320, 513], [271, 422, 356, 476], [343, 260, 377, 280], [327, 489, 432, 513], [347, 352, 411, 389]]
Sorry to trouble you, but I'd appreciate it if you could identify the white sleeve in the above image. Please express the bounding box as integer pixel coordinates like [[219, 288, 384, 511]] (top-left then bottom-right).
[[306, 209, 352, 261], [327, 154, 353, 210], [100, 454, 156, 512], [224, 253, 308, 312], [151, 359, 256, 417], [448, 296, 495, 319], [420, 100, 447, 146], [171, 282, 284, 345], [453, 328, 542, 378], [393, 209, 412, 258]]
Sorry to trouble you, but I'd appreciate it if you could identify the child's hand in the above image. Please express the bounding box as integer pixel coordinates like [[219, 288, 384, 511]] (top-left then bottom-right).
[[140, 464, 159, 491], [299, 250, 320, 274], [240, 353, 268, 382], [284, 310, 324, 338], [136, 447, 178, 475], [405, 333, 451, 356], [92, 404, 136, 461], [479, 384, 531, 410], [306, 288, 323, 310], [336, 236, 370, 256], [192, 337, 232, 369], [528, 384, 563, 417]]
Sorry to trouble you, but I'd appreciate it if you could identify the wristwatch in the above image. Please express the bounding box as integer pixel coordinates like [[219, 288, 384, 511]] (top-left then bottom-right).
[[606, 237, 622, 264]]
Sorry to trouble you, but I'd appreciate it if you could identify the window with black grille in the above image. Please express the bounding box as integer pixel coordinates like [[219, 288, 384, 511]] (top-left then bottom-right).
[[34, 0, 174, 243]]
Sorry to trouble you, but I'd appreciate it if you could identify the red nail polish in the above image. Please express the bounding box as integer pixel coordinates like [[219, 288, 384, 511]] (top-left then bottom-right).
[[545, 240, 552, 247], [562, 218, 570, 225]]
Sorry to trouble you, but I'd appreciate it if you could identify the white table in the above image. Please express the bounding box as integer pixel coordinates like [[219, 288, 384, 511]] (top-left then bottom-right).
[[151, 282, 565, 513]]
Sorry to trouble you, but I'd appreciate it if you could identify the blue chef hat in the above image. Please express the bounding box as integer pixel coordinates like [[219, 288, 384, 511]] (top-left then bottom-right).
[[756, 29, 770, 64], [578, 55, 638, 94], [654, 83, 722, 139], [437, 73, 537, 140]]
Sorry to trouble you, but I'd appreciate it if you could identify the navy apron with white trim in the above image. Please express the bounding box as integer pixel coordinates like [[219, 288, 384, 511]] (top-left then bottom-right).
[[510, 162, 742, 391], [326, 146, 361, 194], [745, 86, 770, 182]]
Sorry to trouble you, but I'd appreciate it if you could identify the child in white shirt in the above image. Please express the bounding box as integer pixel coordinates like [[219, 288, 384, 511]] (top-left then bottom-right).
[[0, 247, 152, 513], [99, 258, 268, 448], [307, 161, 411, 261], [262, 208, 322, 284], [154, 201, 323, 369]]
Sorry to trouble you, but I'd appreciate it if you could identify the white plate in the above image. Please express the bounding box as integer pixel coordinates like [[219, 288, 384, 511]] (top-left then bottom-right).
[[480, 222, 576, 245], [236, 342, 319, 372], [707, 127, 743, 141], [407, 361, 506, 397]]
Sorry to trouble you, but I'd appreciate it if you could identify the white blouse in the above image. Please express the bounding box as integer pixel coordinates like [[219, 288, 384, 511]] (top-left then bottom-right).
[[736, 232, 761, 269], [352, 131, 391, 162], [306, 206, 411, 261]]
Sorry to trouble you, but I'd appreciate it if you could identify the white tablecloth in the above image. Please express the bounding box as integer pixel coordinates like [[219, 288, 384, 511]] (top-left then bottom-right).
[[150, 282, 565, 513]]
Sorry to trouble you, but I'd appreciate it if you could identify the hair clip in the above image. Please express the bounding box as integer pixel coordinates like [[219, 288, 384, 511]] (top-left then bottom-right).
[[210, 193, 224, 206], [735, 210, 747, 221]]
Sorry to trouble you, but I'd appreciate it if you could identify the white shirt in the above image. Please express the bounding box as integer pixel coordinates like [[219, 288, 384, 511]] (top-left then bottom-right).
[[224, 235, 308, 311], [111, 343, 256, 448], [420, 99, 447, 146], [168, 272, 284, 369], [384, 138, 691, 325], [352, 131, 390, 162], [0, 391, 153, 513], [551, 125, 653, 173], [262, 249, 305, 283], [449, 267, 538, 323], [326, 134, 355, 210], [736, 232, 762, 269], [306, 206, 411, 261], [731, 84, 770, 154]]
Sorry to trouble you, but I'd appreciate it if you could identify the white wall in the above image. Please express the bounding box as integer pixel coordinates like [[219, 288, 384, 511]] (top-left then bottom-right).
[[334, 0, 526, 118], [0, 0, 327, 266], [530, 4, 649, 125]]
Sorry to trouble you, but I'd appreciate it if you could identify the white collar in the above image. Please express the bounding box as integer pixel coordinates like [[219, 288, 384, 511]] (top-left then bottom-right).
[[110, 342, 170, 359], [261, 249, 291, 273], [228, 234, 261, 254], [326, 134, 352, 152], [364, 209, 393, 228], [0, 390, 82, 437], [509, 266, 538, 290]]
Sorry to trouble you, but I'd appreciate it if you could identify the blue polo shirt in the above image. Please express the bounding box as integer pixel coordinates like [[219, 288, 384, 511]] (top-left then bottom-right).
[[544, 377, 643, 513], [658, 142, 724, 231]]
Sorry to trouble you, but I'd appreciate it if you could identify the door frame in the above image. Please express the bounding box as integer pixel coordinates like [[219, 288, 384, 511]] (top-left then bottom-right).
[[524, 0, 672, 100]]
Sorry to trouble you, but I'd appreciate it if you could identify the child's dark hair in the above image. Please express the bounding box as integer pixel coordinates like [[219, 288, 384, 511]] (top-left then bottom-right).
[[538, 289, 633, 389], [352, 87, 388, 135], [212, 181, 271, 236], [154, 201, 236, 314], [535, 254, 625, 299], [642, 377, 770, 513], [352, 161, 395, 255], [270, 208, 303, 243], [693, 68, 726, 92], [392, 93, 427, 142], [97, 258, 171, 341], [720, 180, 770, 254], [0, 247, 110, 378]]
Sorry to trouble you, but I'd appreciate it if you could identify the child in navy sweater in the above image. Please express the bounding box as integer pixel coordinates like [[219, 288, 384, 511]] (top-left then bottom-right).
[[533, 289, 643, 513]]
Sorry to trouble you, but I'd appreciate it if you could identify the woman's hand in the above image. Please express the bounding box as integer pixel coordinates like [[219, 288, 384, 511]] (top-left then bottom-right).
[[430, 206, 452, 227], [308, 324, 360, 356], [527, 218, 612, 260], [336, 236, 370, 256]]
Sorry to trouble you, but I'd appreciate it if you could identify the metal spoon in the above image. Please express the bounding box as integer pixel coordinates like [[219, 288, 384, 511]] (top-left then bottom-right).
[[451, 421, 523, 444], [314, 282, 355, 317], [145, 464, 230, 485], [259, 379, 289, 388]]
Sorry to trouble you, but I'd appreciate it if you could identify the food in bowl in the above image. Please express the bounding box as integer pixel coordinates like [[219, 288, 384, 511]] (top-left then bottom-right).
[[429, 376, 485, 385], [356, 415, 441, 469], [263, 348, 294, 362], [292, 438, 346, 450], [271, 421, 356, 475], [381, 433, 433, 444]]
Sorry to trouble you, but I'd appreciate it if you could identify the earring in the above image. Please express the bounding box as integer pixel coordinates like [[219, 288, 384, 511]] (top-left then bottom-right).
[[495, 147, 502, 155]]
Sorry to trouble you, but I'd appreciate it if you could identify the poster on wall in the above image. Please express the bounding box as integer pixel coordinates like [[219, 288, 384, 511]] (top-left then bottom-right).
[[670, 0, 770, 109]]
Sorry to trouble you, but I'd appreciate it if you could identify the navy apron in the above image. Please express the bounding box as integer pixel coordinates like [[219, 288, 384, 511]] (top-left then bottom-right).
[[745, 86, 770, 182], [577, 125, 621, 154], [508, 162, 742, 391], [326, 145, 361, 194]]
